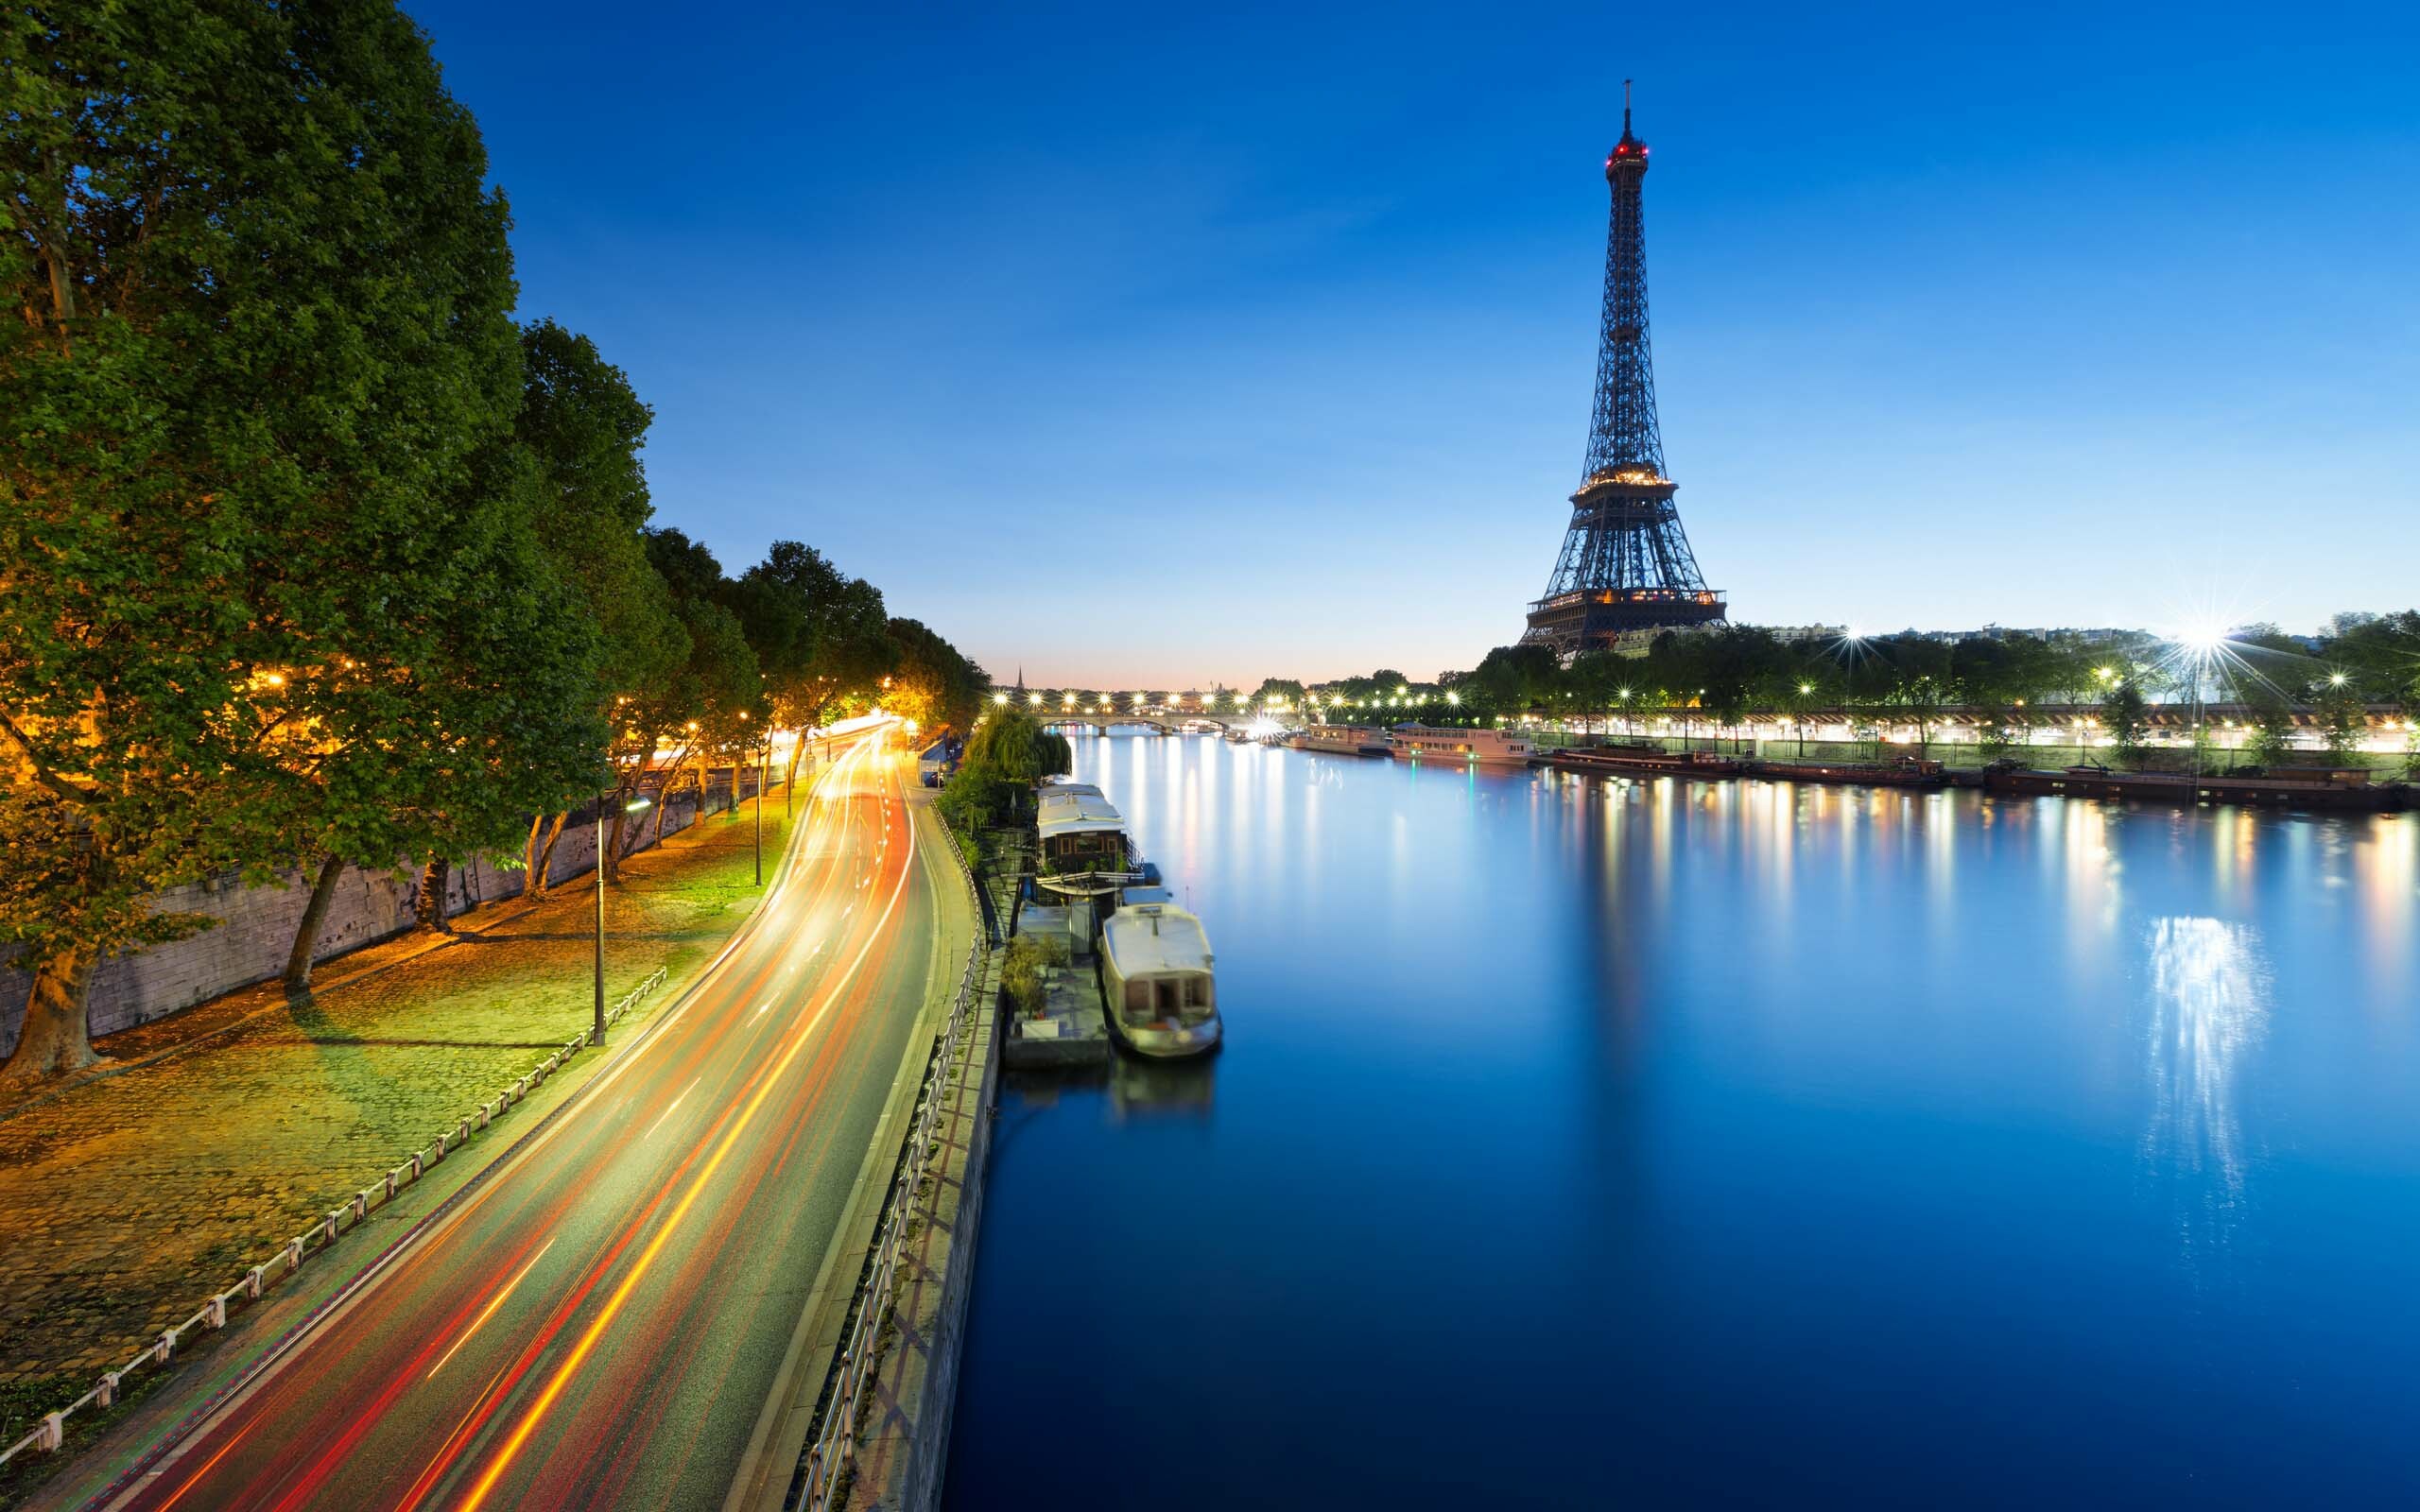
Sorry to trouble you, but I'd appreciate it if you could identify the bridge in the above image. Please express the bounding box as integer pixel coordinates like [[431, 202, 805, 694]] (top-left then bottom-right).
[[1037, 711, 1250, 734]]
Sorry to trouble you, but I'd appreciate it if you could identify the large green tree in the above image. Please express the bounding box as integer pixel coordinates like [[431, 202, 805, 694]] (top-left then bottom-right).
[[1, 1, 536, 1077], [884, 616, 989, 736], [606, 529, 759, 871], [735, 541, 893, 784], [510, 320, 682, 898]]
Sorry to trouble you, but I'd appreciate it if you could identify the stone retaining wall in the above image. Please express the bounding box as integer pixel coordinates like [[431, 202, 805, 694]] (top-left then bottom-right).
[[0, 780, 763, 1058]]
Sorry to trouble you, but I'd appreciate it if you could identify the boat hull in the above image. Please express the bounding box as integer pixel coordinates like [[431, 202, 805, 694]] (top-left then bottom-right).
[[1982, 768, 2405, 812], [1753, 763, 1947, 788], [1538, 749, 1743, 779], [1106, 1009, 1223, 1058]]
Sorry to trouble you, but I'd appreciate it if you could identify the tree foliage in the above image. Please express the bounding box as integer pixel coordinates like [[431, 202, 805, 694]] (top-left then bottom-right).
[[0, 5, 993, 1079], [2, 0, 539, 1076]]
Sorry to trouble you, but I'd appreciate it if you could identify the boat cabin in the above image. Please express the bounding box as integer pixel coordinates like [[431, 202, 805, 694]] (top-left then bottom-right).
[[1100, 904, 1218, 1040], [1036, 790, 1133, 894]]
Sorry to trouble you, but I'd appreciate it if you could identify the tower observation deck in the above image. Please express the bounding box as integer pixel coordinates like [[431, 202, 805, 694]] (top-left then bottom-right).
[[1523, 83, 1726, 655]]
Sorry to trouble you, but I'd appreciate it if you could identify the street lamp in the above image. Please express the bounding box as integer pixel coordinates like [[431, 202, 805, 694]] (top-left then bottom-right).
[[755, 728, 770, 886], [2177, 629, 2226, 807], [596, 793, 651, 1046]]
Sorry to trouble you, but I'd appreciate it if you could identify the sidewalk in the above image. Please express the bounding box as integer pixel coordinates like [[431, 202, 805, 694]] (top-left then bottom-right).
[[0, 795, 797, 1396]]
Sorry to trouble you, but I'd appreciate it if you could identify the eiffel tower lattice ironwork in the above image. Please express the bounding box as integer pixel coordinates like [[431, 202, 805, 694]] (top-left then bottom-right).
[[1523, 82, 1726, 655]]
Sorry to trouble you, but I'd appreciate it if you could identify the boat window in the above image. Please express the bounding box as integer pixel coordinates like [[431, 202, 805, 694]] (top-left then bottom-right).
[[1126, 981, 1151, 1014]]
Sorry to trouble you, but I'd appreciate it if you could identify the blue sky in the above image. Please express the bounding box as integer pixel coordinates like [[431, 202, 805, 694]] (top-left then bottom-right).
[[407, 0, 2420, 687]]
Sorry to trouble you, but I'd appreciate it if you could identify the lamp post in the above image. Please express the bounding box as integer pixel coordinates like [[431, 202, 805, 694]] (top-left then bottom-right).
[[756, 730, 769, 887], [596, 792, 651, 1046]]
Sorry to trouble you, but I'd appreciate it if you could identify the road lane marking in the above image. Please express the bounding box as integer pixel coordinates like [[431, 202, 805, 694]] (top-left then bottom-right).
[[425, 1238, 557, 1383], [642, 1078, 704, 1141]]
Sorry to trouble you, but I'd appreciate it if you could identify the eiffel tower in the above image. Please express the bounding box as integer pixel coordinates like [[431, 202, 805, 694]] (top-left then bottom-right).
[[1523, 83, 1725, 655]]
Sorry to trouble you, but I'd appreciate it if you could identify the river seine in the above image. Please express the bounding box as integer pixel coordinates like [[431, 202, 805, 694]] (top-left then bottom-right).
[[943, 734, 2419, 1508]]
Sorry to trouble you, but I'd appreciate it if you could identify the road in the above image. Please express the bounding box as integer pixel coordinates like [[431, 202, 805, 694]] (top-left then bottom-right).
[[74, 729, 959, 1511]]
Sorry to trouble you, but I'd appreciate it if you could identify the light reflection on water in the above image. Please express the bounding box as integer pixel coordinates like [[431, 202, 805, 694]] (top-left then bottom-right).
[[2140, 917, 2270, 1283], [947, 737, 2420, 1509]]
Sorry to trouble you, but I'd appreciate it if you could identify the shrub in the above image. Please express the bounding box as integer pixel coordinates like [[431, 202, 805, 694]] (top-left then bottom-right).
[[1002, 932, 1069, 1016]]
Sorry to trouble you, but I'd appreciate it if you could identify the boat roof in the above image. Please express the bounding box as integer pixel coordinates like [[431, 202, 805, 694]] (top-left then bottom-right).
[[1040, 781, 1103, 798], [1037, 791, 1125, 841], [1101, 904, 1213, 976]]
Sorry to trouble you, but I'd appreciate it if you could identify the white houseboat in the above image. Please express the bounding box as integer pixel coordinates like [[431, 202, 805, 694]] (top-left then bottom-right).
[[1099, 903, 1222, 1057], [1390, 724, 1535, 767], [1035, 788, 1138, 900]]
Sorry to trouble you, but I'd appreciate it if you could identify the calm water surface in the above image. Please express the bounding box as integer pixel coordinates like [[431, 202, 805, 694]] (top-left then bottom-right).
[[944, 736, 2420, 1508]]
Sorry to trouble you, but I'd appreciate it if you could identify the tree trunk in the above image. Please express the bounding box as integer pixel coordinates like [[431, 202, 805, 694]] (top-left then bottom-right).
[[530, 812, 568, 895], [415, 855, 452, 933], [283, 852, 348, 991], [1, 944, 100, 1085], [523, 814, 544, 895]]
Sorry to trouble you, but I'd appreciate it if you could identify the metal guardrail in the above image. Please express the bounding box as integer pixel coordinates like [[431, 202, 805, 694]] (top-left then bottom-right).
[[790, 817, 987, 1512], [0, 966, 672, 1471]]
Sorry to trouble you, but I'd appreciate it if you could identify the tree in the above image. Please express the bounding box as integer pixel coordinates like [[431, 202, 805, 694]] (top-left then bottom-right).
[[2100, 680, 2152, 769], [611, 530, 759, 869], [941, 708, 1067, 834], [884, 616, 989, 735], [2314, 678, 2366, 762], [736, 542, 892, 785], [507, 320, 682, 901], [1253, 679, 1306, 708], [2, 1, 534, 1077], [1466, 645, 1561, 716]]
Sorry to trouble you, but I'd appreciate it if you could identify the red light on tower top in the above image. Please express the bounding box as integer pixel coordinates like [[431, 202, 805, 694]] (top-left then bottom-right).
[[1606, 77, 1649, 180]]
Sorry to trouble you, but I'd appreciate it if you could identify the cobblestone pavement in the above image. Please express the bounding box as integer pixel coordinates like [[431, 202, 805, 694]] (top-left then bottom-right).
[[0, 803, 794, 1384]]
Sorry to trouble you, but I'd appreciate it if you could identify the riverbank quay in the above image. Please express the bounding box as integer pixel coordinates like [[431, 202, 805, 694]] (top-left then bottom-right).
[[828, 936, 1000, 1512], [1528, 741, 2410, 812], [747, 803, 994, 1512], [0, 794, 797, 1507]]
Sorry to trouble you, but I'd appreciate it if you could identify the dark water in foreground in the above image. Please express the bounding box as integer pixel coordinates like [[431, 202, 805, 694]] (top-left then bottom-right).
[[943, 736, 2420, 1508]]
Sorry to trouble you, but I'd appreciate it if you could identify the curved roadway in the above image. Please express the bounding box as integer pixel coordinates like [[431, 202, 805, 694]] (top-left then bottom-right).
[[81, 729, 958, 1511]]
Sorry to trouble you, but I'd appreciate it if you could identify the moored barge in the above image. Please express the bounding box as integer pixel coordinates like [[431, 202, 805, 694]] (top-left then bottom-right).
[[1981, 765, 2407, 812], [1751, 756, 1948, 788], [1537, 744, 1743, 779]]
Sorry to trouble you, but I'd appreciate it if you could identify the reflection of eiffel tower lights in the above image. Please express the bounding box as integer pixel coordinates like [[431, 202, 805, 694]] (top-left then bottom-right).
[[1523, 81, 1726, 655]]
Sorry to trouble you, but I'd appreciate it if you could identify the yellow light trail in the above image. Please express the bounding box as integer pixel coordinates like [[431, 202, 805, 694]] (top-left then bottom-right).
[[453, 755, 917, 1512]]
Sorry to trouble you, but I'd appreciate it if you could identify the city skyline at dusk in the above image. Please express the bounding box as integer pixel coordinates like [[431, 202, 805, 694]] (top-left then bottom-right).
[[8, 9, 2419, 1510], [406, 0, 2420, 685]]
